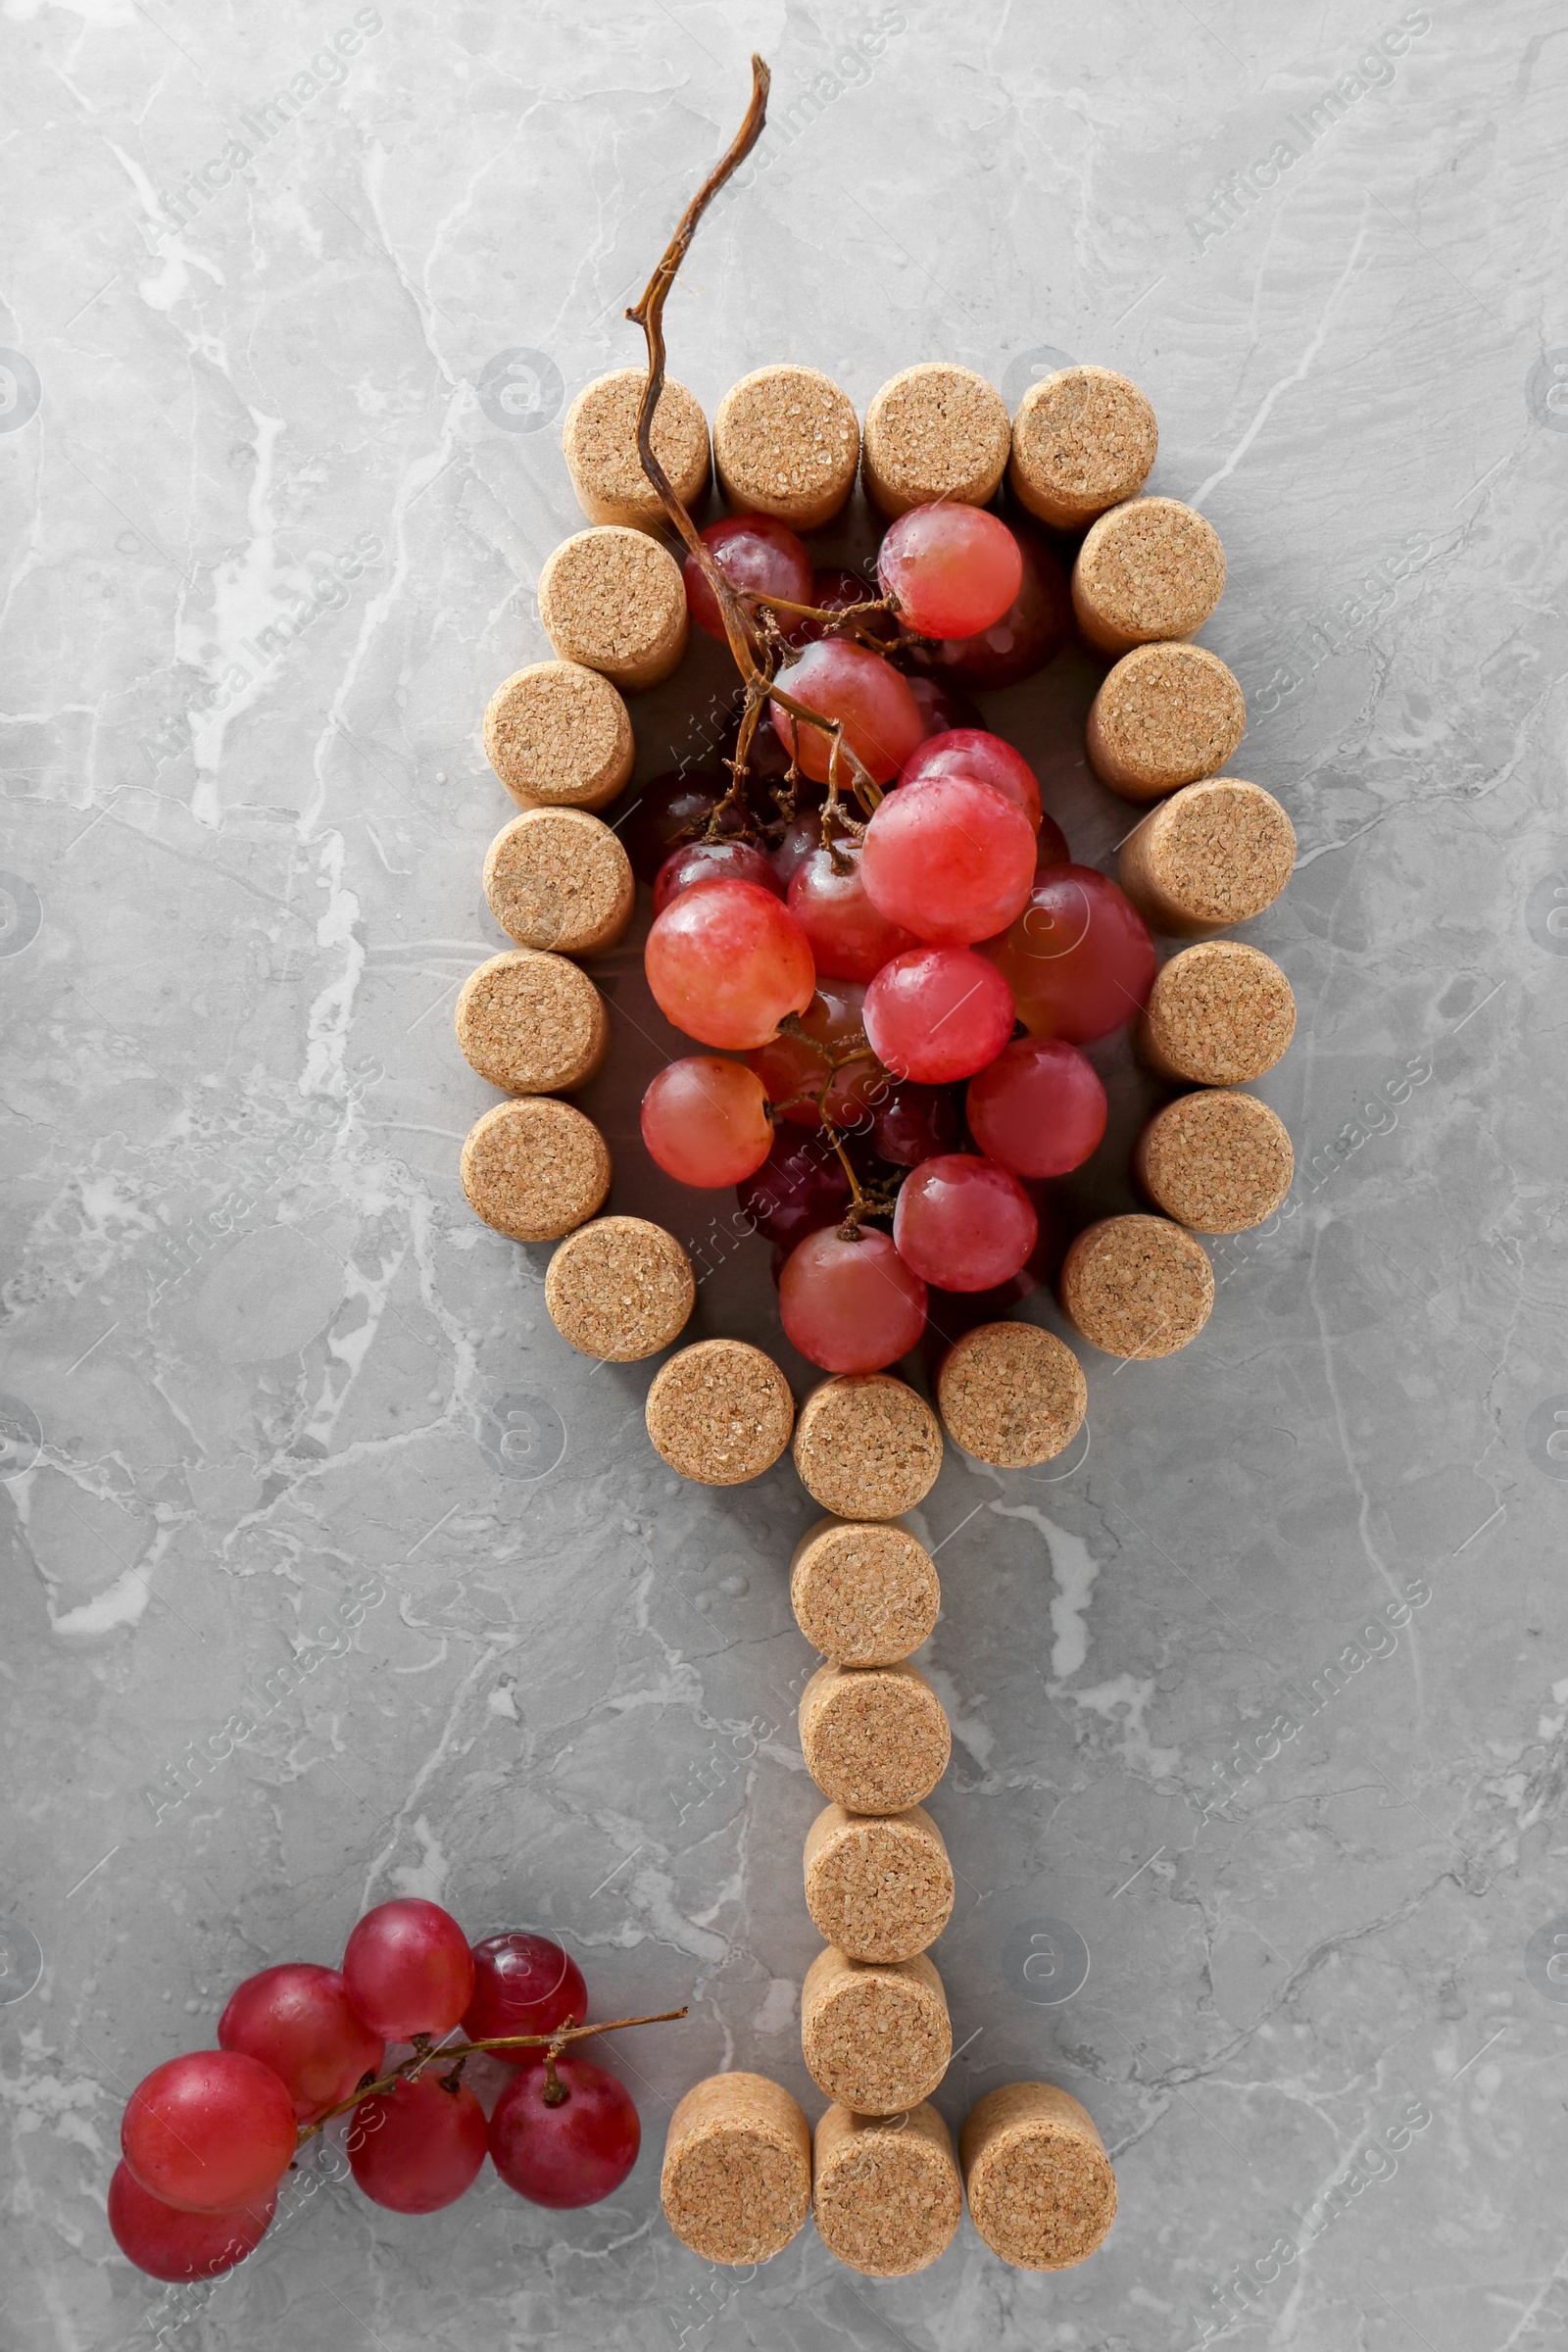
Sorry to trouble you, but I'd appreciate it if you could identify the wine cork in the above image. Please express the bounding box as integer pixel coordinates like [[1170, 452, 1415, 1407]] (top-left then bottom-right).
[[861, 364, 1011, 516], [1136, 1091, 1293, 1235], [645, 1338, 795, 1486], [812, 2101, 962, 2278], [482, 662, 634, 812], [460, 1100, 610, 1245], [455, 950, 610, 1095], [1118, 778, 1296, 936], [561, 368, 710, 534], [661, 2072, 811, 2266], [1059, 1214, 1213, 1360], [804, 1802, 955, 1963], [1137, 941, 1297, 1087], [960, 2082, 1117, 2272], [792, 1376, 943, 1521], [483, 808, 634, 956], [1086, 642, 1246, 803], [799, 1662, 951, 1814], [936, 1323, 1087, 1468], [1007, 366, 1158, 531], [712, 365, 859, 529], [790, 1519, 939, 1666], [538, 526, 689, 693], [545, 1216, 696, 1361], [801, 1946, 952, 2116], [1071, 497, 1225, 658]]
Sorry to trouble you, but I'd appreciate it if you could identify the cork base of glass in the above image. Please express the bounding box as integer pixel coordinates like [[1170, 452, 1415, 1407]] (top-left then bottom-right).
[[644, 1338, 795, 1486], [803, 1801, 955, 1963], [861, 363, 1011, 516], [1136, 941, 1297, 1087], [562, 368, 710, 534], [1071, 497, 1226, 658], [1058, 1214, 1215, 1360], [1086, 641, 1246, 802], [538, 526, 689, 692], [660, 2073, 811, 2266], [959, 2082, 1117, 2272], [799, 1661, 951, 1814], [454, 951, 610, 1095], [482, 662, 634, 811], [792, 1375, 943, 1519], [789, 1518, 940, 1665], [813, 2101, 962, 2278], [1136, 1091, 1294, 1234], [1117, 778, 1296, 936], [800, 1945, 952, 2115]]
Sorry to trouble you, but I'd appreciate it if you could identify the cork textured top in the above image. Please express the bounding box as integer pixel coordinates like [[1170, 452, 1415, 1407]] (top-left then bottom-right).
[[661, 2071, 811, 2266], [1088, 641, 1246, 798], [793, 1375, 943, 1519], [960, 2081, 1118, 2272], [789, 1518, 940, 1665], [1060, 1214, 1214, 1359], [545, 1216, 695, 1362], [562, 368, 710, 524], [1075, 497, 1226, 639], [481, 661, 633, 808], [1124, 777, 1296, 926], [1139, 942, 1297, 1087], [803, 1802, 955, 1962], [799, 1660, 952, 1813], [483, 808, 633, 956], [1138, 1091, 1294, 1234], [713, 366, 859, 512], [1009, 366, 1158, 519], [813, 2102, 962, 2278], [937, 1322, 1088, 1468], [863, 364, 1011, 510], [454, 950, 608, 1094], [460, 1099, 610, 1246], [539, 527, 686, 671], [645, 1338, 795, 1486], [801, 1946, 952, 2116]]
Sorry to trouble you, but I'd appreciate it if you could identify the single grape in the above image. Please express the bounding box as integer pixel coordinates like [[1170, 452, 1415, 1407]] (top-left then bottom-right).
[[779, 1225, 929, 1372], [863, 946, 1016, 1084], [736, 1129, 852, 1250], [861, 773, 1036, 945], [615, 770, 742, 885], [903, 669, 984, 739], [900, 729, 1043, 831], [653, 838, 782, 916], [218, 1965, 385, 2126], [981, 863, 1156, 1043], [341, 1897, 474, 2043], [464, 1933, 588, 2064], [788, 838, 920, 982], [903, 524, 1070, 689], [769, 812, 819, 888], [122, 2051, 298, 2214], [348, 2072, 488, 2214], [769, 640, 925, 786], [490, 2054, 641, 2208], [684, 514, 813, 643], [893, 1153, 1039, 1291], [645, 878, 815, 1051], [641, 1057, 773, 1187], [878, 504, 1023, 639], [747, 979, 880, 1131], [108, 2162, 275, 2282], [872, 1081, 960, 1167], [966, 1037, 1107, 1177]]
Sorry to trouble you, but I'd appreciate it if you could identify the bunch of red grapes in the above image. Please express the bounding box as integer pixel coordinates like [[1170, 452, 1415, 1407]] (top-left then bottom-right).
[[110, 1898, 639, 2283], [632, 503, 1156, 1374]]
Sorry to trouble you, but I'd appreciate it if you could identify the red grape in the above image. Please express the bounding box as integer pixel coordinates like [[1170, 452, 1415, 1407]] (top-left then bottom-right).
[[653, 838, 781, 915], [645, 878, 815, 1051], [801, 566, 896, 646], [903, 670, 984, 738], [981, 864, 1156, 1043], [747, 980, 878, 1130], [616, 770, 742, 885], [861, 774, 1036, 945], [779, 1225, 928, 1373], [966, 1037, 1107, 1177], [769, 812, 819, 888], [863, 946, 1016, 1084], [219, 1965, 384, 2126], [904, 524, 1070, 689], [684, 514, 813, 643], [872, 1081, 960, 1167], [108, 2162, 275, 2282], [878, 505, 1023, 639], [893, 1154, 1039, 1291], [641, 1056, 773, 1187], [900, 729, 1044, 832], [490, 2055, 641, 2208], [122, 2051, 297, 2214], [788, 838, 920, 982], [341, 1898, 474, 2043], [348, 2071, 488, 2214], [464, 1933, 588, 2063], [737, 1129, 851, 1250], [769, 640, 925, 786]]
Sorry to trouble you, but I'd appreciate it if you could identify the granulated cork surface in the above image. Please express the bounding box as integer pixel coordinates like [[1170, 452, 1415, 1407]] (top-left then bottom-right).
[[454, 950, 609, 1094], [790, 1518, 940, 1665], [799, 1661, 951, 1813], [960, 2082, 1117, 2272], [804, 1801, 955, 1962], [545, 1216, 695, 1361], [660, 2072, 811, 2266], [538, 526, 688, 691], [1060, 1214, 1214, 1359], [862, 364, 1011, 514], [1119, 777, 1296, 934], [1008, 366, 1158, 529], [483, 808, 634, 956], [801, 1946, 952, 2116], [1086, 641, 1247, 802], [937, 1322, 1087, 1468], [792, 1375, 943, 1519], [1138, 941, 1297, 1086], [460, 1100, 610, 1245], [712, 366, 859, 528], [1138, 1091, 1294, 1235], [481, 661, 634, 810], [561, 368, 710, 532], [1072, 497, 1226, 654], [813, 2101, 962, 2278], [644, 1338, 795, 1486]]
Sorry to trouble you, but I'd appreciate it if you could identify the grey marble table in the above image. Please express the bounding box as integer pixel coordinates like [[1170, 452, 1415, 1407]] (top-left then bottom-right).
[[3, 3, 1566, 2346]]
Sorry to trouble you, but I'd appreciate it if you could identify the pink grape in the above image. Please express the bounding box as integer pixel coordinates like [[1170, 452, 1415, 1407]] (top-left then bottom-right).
[[863, 946, 1016, 1084], [769, 640, 925, 786], [219, 1965, 384, 2126], [878, 504, 1023, 639], [747, 980, 878, 1131], [966, 1037, 1107, 1177], [788, 839, 920, 982], [108, 2162, 275, 2282], [464, 1933, 588, 2064], [341, 1897, 474, 2043], [349, 2072, 488, 2214], [871, 1081, 960, 1167], [900, 729, 1044, 832], [641, 1057, 773, 1187], [981, 863, 1156, 1043], [893, 1154, 1039, 1291], [684, 514, 813, 643], [121, 2051, 297, 2214], [779, 1226, 928, 1372], [904, 669, 984, 738], [653, 838, 781, 915], [645, 878, 816, 1050], [861, 774, 1036, 945], [736, 1129, 851, 1250], [904, 524, 1070, 689], [489, 2054, 641, 2208]]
